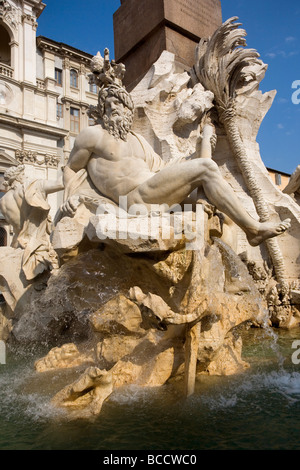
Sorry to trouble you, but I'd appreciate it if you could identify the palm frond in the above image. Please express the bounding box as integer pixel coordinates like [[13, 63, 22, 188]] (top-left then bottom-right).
[[193, 17, 262, 106]]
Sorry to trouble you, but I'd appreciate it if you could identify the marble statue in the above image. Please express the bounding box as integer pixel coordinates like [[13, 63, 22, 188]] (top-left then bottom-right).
[[60, 49, 290, 249], [0, 165, 63, 280], [283, 165, 300, 204]]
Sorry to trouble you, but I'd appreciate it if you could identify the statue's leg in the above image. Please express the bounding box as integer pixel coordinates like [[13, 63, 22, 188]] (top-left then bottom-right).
[[125, 158, 290, 246]]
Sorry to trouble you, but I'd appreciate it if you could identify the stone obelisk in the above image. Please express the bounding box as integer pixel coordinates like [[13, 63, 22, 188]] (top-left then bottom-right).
[[113, 0, 222, 90]]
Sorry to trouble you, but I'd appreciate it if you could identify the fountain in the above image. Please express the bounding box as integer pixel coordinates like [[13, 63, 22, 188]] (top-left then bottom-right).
[[0, 18, 299, 421]]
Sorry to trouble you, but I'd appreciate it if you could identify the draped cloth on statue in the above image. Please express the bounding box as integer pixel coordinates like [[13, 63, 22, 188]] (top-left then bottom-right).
[[0, 247, 28, 312], [17, 180, 57, 281]]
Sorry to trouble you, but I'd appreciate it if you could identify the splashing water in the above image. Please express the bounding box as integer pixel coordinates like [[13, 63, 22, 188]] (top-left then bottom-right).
[[0, 359, 66, 423], [259, 313, 287, 368], [1, 328, 300, 450]]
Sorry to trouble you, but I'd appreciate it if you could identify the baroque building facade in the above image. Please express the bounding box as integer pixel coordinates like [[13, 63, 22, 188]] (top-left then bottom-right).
[[0, 0, 98, 244]]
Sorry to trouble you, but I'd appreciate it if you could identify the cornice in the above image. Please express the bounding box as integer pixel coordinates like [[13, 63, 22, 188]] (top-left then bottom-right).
[[20, 80, 60, 97], [24, 0, 46, 19], [0, 113, 68, 138], [61, 96, 90, 110], [37, 36, 93, 66]]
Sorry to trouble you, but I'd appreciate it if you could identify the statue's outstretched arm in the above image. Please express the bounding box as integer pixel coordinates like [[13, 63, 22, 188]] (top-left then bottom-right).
[[43, 179, 64, 196], [195, 124, 215, 159]]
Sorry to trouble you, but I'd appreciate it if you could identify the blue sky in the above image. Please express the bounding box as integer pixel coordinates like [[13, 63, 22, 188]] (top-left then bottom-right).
[[37, 0, 300, 175]]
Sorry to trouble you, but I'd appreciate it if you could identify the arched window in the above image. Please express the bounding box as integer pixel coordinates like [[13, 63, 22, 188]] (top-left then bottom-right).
[[70, 69, 78, 88], [0, 24, 11, 66]]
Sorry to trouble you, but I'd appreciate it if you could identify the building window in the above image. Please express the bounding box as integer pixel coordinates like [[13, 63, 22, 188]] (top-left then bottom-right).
[[275, 173, 282, 186], [55, 68, 62, 86], [0, 227, 7, 247], [70, 69, 78, 88], [57, 102, 63, 119], [0, 175, 4, 192], [70, 107, 80, 133], [89, 83, 97, 94]]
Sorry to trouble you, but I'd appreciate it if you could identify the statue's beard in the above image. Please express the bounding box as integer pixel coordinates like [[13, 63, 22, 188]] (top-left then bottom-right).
[[102, 112, 133, 141]]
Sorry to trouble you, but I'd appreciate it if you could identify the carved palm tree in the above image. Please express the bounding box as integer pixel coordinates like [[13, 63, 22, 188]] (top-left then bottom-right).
[[192, 17, 287, 287]]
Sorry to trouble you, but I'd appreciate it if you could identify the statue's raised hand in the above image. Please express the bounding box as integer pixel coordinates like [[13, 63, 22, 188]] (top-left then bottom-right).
[[60, 195, 81, 218]]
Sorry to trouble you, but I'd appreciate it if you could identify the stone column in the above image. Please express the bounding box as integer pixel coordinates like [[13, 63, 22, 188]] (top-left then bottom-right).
[[43, 50, 55, 82], [79, 63, 86, 102], [63, 57, 71, 97], [22, 14, 37, 84], [10, 39, 19, 79]]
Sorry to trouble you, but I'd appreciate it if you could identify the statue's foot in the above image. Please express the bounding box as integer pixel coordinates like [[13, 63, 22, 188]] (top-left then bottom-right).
[[247, 218, 291, 247]]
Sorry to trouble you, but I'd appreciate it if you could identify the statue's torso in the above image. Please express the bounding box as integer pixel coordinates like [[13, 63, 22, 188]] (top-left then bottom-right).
[[87, 129, 156, 203], [0, 184, 25, 232]]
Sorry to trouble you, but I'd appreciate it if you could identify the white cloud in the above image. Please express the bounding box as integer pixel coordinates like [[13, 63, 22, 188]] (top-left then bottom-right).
[[277, 123, 284, 129], [277, 98, 288, 104], [285, 36, 296, 43], [265, 49, 299, 60], [266, 52, 276, 59], [278, 50, 288, 58]]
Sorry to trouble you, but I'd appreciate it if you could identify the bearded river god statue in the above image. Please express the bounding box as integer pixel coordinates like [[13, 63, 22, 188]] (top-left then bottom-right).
[[1, 18, 299, 419], [54, 46, 290, 254]]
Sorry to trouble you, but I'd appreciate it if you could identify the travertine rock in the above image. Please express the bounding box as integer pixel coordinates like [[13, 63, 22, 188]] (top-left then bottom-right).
[[0, 306, 12, 341], [35, 343, 94, 372], [291, 290, 300, 305], [110, 332, 181, 389], [48, 232, 268, 418], [201, 335, 250, 376], [51, 215, 86, 256], [96, 335, 142, 367], [90, 294, 145, 336], [85, 210, 200, 254], [270, 304, 300, 330], [51, 331, 183, 418], [131, 51, 214, 163], [150, 249, 193, 284]]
